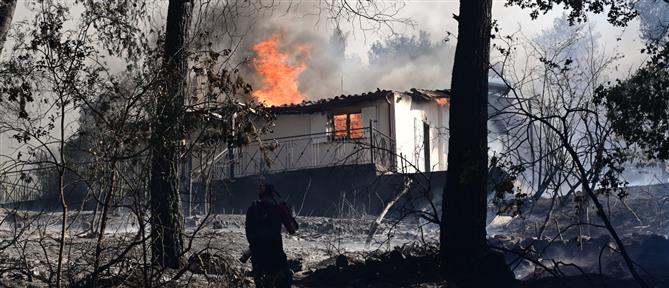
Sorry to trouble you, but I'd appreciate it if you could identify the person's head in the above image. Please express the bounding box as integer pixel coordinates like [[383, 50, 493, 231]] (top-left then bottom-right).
[[258, 183, 275, 200]]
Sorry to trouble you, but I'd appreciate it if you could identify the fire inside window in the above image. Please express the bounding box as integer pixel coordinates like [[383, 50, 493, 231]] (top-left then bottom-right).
[[333, 113, 363, 140]]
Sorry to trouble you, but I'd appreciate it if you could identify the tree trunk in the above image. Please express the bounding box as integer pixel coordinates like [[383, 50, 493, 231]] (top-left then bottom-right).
[[149, 0, 192, 269], [0, 0, 17, 56], [55, 94, 68, 287], [91, 163, 116, 286], [441, 0, 515, 286]]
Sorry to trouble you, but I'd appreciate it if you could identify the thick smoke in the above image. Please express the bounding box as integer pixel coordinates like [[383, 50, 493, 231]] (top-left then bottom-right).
[[636, 0, 669, 45], [298, 29, 456, 99], [200, 2, 455, 101]]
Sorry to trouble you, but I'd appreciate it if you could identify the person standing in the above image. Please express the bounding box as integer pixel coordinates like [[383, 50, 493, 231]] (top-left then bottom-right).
[[245, 183, 298, 288]]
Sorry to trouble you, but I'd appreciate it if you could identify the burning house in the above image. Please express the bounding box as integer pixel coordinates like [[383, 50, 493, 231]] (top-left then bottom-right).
[[183, 83, 511, 217], [223, 88, 449, 178], [176, 33, 517, 216]]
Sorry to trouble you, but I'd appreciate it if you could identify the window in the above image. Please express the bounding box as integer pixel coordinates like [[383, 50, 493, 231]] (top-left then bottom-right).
[[332, 112, 364, 140], [334, 114, 348, 139], [349, 113, 363, 139]]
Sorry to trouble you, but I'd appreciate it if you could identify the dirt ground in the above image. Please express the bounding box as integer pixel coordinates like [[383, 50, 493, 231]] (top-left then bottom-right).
[[0, 209, 440, 287], [1, 184, 669, 287]]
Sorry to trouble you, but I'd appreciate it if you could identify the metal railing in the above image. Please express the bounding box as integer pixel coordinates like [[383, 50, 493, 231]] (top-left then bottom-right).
[[199, 124, 396, 180]]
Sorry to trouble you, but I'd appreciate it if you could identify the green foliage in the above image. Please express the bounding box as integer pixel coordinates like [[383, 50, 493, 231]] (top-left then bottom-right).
[[489, 154, 527, 216], [78, 0, 150, 61], [504, 0, 637, 26], [506, 0, 669, 165], [595, 65, 669, 160]]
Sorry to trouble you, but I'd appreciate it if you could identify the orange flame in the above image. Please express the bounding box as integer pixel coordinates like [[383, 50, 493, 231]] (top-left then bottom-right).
[[435, 98, 449, 106], [251, 34, 309, 106]]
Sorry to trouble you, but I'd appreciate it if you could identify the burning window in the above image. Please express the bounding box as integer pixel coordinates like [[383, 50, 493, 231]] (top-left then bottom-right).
[[435, 98, 449, 106], [333, 113, 364, 140], [334, 114, 348, 139], [349, 113, 363, 139]]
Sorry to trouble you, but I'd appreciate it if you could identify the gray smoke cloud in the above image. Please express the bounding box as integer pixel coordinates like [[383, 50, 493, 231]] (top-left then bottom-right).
[[199, 1, 456, 101], [299, 29, 456, 99], [636, 0, 669, 44]]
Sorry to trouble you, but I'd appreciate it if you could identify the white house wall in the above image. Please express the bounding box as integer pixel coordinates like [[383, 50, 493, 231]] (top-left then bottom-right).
[[271, 115, 312, 138], [372, 98, 393, 138], [187, 89, 515, 180], [392, 92, 449, 173], [437, 102, 449, 171], [234, 98, 393, 176]]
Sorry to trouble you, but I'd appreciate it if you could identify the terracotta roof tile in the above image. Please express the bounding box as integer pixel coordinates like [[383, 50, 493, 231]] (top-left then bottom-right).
[[267, 88, 450, 114]]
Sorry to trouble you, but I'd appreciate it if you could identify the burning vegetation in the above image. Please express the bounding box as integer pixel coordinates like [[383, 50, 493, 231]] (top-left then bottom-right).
[[251, 34, 310, 106]]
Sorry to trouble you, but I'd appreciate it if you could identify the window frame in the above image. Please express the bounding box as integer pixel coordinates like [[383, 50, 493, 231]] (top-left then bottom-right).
[[331, 111, 364, 141]]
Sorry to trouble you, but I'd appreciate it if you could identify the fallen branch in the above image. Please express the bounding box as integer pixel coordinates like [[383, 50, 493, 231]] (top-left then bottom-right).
[[297, 178, 311, 216], [365, 176, 412, 245]]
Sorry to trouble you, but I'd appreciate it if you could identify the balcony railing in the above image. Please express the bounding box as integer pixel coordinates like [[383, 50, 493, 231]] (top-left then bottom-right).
[[196, 125, 396, 180]]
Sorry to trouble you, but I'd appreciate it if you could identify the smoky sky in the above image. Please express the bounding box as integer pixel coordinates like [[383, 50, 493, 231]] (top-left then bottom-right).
[[1, 1, 659, 157], [197, 1, 457, 101], [298, 29, 456, 99], [5, 0, 649, 101], [636, 0, 669, 44], [196, 0, 653, 101]]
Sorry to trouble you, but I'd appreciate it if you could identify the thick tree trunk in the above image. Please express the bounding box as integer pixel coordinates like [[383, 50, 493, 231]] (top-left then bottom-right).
[[440, 0, 515, 287], [0, 0, 17, 56], [149, 0, 192, 269]]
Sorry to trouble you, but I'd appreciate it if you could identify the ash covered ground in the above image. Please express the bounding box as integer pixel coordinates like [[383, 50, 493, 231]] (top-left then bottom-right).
[[0, 184, 668, 287], [490, 183, 669, 287], [0, 208, 442, 287]]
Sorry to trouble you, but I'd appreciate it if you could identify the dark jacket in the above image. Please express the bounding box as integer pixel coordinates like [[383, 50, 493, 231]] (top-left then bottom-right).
[[245, 200, 288, 274]]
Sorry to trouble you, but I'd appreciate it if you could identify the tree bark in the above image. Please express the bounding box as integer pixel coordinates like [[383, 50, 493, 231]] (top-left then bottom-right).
[[441, 0, 514, 287], [149, 0, 192, 269], [0, 0, 17, 56]]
